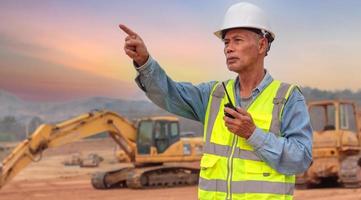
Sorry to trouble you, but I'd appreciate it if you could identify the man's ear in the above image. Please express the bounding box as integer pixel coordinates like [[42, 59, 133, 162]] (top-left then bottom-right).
[[258, 37, 268, 55]]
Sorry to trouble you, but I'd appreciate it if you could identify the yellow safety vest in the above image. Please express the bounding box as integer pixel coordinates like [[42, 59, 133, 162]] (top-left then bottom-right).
[[199, 79, 296, 200]]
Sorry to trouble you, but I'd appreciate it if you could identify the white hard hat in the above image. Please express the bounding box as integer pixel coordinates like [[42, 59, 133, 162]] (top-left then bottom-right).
[[214, 2, 275, 41]]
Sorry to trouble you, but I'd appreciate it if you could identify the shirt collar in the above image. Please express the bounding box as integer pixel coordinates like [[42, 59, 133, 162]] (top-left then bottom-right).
[[234, 69, 274, 97]]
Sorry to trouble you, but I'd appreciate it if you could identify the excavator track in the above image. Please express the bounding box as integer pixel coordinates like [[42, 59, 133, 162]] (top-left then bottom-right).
[[92, 167, 134, 189], [339, 155, 361, 188], [91, 165, 199, 189]]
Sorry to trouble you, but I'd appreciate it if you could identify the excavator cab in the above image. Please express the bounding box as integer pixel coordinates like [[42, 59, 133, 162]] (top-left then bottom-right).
[[309, 101, 358, 134], [137, 117, 180, 155]]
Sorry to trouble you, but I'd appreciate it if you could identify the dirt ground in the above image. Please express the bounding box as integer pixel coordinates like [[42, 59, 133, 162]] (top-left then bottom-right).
[[1, 138, 361, 200]]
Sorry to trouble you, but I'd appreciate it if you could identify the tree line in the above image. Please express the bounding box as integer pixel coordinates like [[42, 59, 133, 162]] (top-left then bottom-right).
[[0, 116, 43, 141]]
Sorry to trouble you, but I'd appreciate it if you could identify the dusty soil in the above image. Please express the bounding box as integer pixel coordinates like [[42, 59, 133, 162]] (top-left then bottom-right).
[[1, 138, 361, 200]]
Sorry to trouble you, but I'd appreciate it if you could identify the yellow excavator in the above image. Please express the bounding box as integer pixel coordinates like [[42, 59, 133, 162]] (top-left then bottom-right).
[[0, 110, 203, 189]]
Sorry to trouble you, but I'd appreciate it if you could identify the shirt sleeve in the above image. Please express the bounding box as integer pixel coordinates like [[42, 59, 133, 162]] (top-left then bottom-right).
[[134, 56, 216, 123], [247, 88, 313, 175]]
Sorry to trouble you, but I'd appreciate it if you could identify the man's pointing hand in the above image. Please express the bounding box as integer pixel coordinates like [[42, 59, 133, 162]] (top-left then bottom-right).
[[119, 24, 149, 66]]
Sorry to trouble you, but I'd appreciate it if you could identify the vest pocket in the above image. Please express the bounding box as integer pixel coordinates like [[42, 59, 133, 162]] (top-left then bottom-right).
[[243, 160, 274, 180], [200, 154, 219, 169], [200, 154, 226, 180]]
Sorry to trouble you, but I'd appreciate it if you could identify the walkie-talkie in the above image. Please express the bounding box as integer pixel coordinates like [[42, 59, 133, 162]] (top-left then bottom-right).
[[222, 82, 237, 119]]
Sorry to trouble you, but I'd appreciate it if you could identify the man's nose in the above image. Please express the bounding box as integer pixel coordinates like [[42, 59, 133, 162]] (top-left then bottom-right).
[[225, 43, 234, 54]]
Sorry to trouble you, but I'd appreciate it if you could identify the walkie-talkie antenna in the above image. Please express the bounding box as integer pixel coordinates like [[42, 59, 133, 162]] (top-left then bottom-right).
[[222, 82, 234, 107]]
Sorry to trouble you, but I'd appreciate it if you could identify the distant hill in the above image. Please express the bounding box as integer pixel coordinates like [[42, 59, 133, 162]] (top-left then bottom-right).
[[0, 90, 203, 141], [1, 87, 361, 141], [302, 87, 361, 105]]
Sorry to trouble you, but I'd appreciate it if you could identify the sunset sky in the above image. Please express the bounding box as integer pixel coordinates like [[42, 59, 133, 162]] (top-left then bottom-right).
[[1, 0, 360, 102]]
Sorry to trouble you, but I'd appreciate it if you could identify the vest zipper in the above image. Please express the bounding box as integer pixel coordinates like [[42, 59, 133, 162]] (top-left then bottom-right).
[[226, 82, 257, 199], [226, 133, 238, 200]]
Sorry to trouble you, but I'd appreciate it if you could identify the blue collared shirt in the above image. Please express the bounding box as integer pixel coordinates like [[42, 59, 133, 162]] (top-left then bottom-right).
[[134, 56, 313, 175]]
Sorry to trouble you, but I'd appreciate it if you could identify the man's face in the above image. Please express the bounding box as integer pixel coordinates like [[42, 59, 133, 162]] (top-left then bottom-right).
[[223, 28, 263, 73]]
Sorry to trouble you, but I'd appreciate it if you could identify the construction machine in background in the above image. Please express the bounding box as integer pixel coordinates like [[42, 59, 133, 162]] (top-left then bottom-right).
[[0, 111, 203, 189], [296, 100, 361, 188], [62, 153, 104, 167]]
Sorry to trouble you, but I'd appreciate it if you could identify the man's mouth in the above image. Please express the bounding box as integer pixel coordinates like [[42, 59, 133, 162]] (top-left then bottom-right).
[[227, 57, 239, 64]]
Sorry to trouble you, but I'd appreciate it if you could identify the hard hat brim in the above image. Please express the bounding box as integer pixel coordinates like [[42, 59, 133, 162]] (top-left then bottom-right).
[[214, 26, 275, 41]]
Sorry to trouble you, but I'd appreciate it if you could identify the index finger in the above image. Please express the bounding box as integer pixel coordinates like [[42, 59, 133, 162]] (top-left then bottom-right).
[[235, 107, 249, 116], [119, 24, 138, 36], [224, 107, 249, 121]]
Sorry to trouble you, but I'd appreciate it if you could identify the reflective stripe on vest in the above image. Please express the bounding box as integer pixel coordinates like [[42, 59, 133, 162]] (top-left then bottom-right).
[[199, 79, 296, 200], [199, 177, 294, 195]]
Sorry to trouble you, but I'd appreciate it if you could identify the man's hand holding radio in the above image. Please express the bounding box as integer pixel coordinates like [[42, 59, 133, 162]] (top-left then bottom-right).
[[224, 107, 256, 139]]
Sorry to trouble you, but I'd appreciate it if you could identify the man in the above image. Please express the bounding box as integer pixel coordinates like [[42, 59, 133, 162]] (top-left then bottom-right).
[[120, 2, 312, 200]]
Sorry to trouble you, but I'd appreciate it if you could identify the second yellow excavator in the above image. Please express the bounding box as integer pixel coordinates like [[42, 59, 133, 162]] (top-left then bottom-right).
[[0, 110, 203, 189]]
